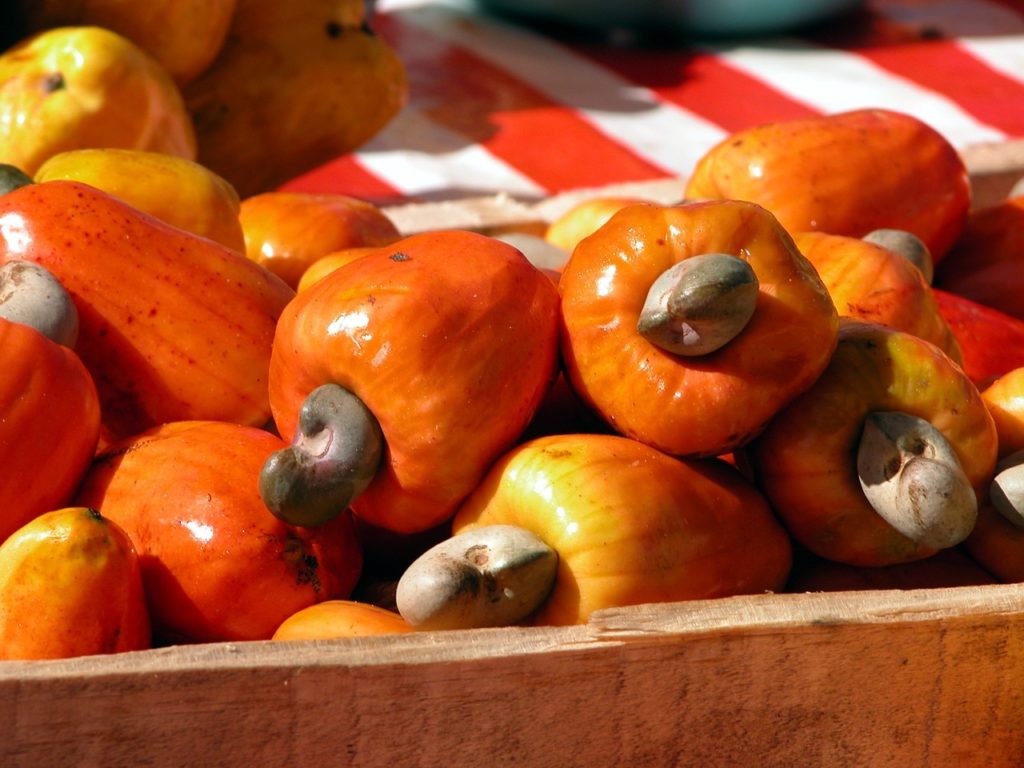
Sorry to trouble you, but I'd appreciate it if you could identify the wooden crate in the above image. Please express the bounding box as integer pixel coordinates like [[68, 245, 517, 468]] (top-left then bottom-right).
[[3, 140, 1024, 768]]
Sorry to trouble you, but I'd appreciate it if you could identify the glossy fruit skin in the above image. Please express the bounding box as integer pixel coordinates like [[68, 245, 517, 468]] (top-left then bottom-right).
[[980, 368, 1024, 459], [0, 507, 150, 660], [184, 0, 408, 198], [269, 230, 562, 534], [0, 318, 101, 544], [0, 180, 294, 443], [452, 433, 792, 626], [0, 26, 196, 176], [964, 369, 1024, 583], [545, 196, 653, 254], [685, 109, 970, 262], [934, 195, 1024, 321], [17, 0, 238, 85], [35, 148, 245, 253], [749, 319, 998, 566], [272, 600, 412, 640], [75, 421, 364, 644], [240, 193, 400, 289], [933, 288, 1024, 389], [296, 247, 377, 293], [559, 199, 838, 458], [794, 231, 961, 363]]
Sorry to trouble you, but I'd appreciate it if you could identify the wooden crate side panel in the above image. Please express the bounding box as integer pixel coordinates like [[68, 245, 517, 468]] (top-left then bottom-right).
[[3, 588, 1024, 767]]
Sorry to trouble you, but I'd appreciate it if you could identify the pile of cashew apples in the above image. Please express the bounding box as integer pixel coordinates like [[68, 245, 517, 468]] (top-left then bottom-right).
[[4, 108, 1024, 660]]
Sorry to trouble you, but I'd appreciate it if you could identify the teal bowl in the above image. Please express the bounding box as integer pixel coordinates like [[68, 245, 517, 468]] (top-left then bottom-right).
[[474, 0, 863, 37]]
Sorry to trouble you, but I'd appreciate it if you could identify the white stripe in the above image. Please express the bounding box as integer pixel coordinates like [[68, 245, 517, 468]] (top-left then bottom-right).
[[385, 0, 728, 178], [871, 0, 1024, 88], [707, 37, 1007, 147], [355, 106, 547, 199], [961, 36, 1024, 88]]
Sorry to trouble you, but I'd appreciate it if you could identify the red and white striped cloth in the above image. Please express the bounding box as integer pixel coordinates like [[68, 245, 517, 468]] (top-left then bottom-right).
[[282, 0, 1024, 206]]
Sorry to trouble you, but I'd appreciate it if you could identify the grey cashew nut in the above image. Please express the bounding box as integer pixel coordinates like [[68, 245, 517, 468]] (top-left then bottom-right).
[[863, 229, 934, 285], [259, 383, 383, 528], [0, 261, 79, 347], [857, 410, 977, 549], [637, 253, 759, 356], [396, 524, 558, 631], [989, 449, 1024, 530], [0, 164, 33, 196]]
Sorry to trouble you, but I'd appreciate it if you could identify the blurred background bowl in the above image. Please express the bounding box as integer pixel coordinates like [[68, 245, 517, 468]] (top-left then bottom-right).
[[473, 0, 864, 38]]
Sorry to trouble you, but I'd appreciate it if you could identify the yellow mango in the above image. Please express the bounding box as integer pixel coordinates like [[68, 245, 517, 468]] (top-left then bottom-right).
[[15, 0, 237, 85], [185, 0, 407, 198], [0, 507, 151, 660], [36, 148, 245, 252], [0, 26, 196, 176]]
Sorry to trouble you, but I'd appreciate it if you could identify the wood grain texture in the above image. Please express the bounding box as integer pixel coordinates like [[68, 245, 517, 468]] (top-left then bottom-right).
[[3, 585, 1024, 767]]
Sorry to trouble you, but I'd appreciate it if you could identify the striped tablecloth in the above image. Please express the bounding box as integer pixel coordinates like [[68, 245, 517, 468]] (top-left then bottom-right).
[[282, 0, 1024, 207]]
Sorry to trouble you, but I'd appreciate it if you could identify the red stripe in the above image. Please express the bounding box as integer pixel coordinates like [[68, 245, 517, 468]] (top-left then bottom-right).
[[279, 155, 406, 206], [372, 12, 672, 193], [808, 14, 1024, 137], [570, 44, 822, 134]]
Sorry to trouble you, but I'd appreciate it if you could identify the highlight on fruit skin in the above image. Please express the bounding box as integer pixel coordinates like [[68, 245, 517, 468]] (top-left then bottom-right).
[[0, 315, 101, 545], [266, 229, 562, 536], [74, 420, 365, 644], [684, 108, 971, 262], [559, 198, 838, 458], [239, 192, 401, 289], [35, 148, 247, 253], [0, 25, 197, 176], [0, 506, 151, 661], [792, 230, 960, 365], [272, 600, 412, 641], [451, 432, 793, 627], [749, 319, 998, 567]]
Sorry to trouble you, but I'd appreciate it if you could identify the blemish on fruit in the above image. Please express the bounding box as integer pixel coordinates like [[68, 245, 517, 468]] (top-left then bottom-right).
[[389, 252, 411, 262], [283, 536, 322, 593], [41, 72, 64, 93], [465, 544, 490, 567]]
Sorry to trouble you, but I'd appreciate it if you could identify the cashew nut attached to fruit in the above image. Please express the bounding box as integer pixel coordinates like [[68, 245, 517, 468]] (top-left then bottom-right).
[[863, 229, 934, 285], [857, 410, 977, 549], [989, 449, 1024, 530], [0, 164, 33, 196], [637, 253, 759, 356], [396, 525, 558, 631], [0, 260, 79, 347], [259, 383, 383, 528]]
